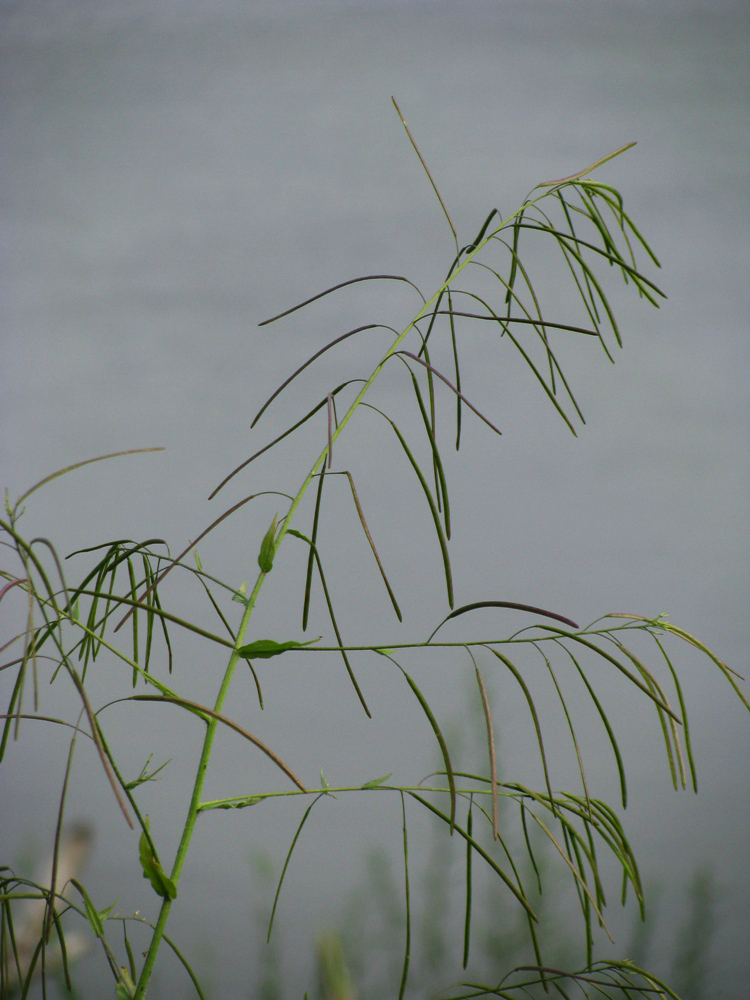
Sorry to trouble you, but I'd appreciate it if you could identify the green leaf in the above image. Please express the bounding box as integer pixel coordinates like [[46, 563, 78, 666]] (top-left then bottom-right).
[[320, 770, 337, 798], [362, 773, 392, 789], [232, 581, 248, 605], [139, 824, 177, 901], [258, 513, 278, 573], [399, 668, 457, 832], [115, 966, 137, 999], [215, 796, 264, 809], [125, 754, 171, 791], [71, 879, 105, 938], [236, 637, 321, 659]]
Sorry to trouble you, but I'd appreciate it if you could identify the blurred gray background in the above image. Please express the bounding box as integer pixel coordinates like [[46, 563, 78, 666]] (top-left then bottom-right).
[[2, 1, 748, 996]]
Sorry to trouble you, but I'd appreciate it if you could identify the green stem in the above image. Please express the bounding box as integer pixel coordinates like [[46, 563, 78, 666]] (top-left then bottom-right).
[[133, 572, 266, 997]]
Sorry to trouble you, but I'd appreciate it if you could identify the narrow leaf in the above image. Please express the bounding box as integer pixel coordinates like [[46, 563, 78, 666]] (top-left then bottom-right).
[[398, 351, 502, 437], [538, 141, 637, 187], [463, 797, 473, 968], [487, 647, 557, 815], [402, 367, 451, 540], [267, 795, 324, 941], [70, 879, 104, 938], [287, 529, 371, 716], [259, 275, 424, 328], [429, 600, 579, 641], [326, 394, 334, 468], [138, 825, 177, 901], [303, 471, 326, 630], [208, 382, 357, 500], [399, 665, 456, 832], [362, 773, 392, 789], [398, 791, 411, 1000], [130, 694, 307, 791], [16, 448, 164, 505], [251, 324, 392, 428], [408, 792, 536, 920], [370, 408, 453, 607], [343, 471, 402, 621], [556, 640, 628, 808], [474, 665, 498, 839], [392, 96, 457, 245], [115, 968, 137, 1000]]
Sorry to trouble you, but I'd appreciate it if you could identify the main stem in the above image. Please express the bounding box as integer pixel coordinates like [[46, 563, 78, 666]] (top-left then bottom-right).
[[131, 203, 524, 996], [132, 573, 265, 997]]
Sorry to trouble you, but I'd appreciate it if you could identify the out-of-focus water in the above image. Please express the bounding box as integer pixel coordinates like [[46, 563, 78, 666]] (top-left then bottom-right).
[[2, 1, 748, 996]]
